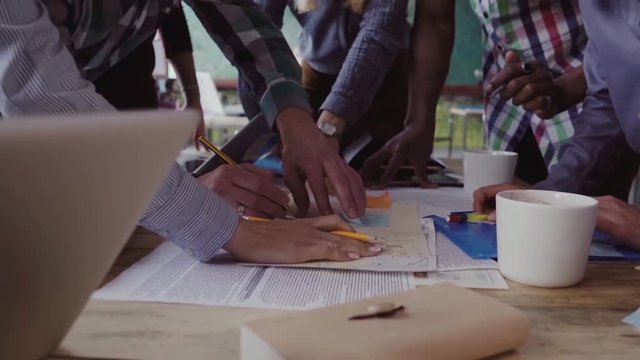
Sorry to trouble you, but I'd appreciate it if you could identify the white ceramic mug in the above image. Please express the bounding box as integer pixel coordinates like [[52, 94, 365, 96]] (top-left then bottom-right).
[[463, 150, 518, 194], [496, 190, 598, 288]]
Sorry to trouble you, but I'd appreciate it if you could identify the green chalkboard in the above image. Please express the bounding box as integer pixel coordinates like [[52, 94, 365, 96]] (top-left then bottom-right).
[[449, 1, 483, 84], [184, 0, 483, 85]]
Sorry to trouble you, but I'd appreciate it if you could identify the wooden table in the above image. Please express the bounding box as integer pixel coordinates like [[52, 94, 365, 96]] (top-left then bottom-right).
[[51, 227, 640, 360]]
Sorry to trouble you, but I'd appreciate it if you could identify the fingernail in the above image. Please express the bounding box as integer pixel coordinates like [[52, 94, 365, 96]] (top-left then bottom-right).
[[348, 253, 360, 259], [369, 246, 382, 252]]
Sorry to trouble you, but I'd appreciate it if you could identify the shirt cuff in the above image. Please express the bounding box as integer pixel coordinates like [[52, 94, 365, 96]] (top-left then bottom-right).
[[139, 164, 239, 262], [533, 175, 576, 193], [320, 92, 361, 125], [532, 180, 554, 191], [259, 79, 313, 128]]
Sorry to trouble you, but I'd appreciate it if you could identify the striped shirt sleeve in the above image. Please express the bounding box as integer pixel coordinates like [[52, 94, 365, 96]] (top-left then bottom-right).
[[186, 0, 312, 127], [0, 0, 238, 262]]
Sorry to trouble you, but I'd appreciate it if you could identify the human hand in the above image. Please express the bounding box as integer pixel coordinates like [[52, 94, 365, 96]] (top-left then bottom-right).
[[197, 163, 290, 218], [595, 196, 640, 251], [186, 94, 205, 150], [277, 108, 366, 219], [473, 183, 528, 220], [360, 125, 438, 189], [487, 51, 563, 119], [224, 215, 383, 263]]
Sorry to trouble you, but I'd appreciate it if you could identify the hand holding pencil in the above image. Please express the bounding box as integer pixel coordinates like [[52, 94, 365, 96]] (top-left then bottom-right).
[[196, 136, 291, 218]]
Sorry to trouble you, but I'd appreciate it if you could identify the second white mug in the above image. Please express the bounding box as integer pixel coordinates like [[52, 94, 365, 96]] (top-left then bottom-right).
[[463, 150, 518, 193]]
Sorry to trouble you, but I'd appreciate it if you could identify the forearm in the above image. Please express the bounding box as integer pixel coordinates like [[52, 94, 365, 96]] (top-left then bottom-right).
[[321, 0, 408, 124], [160, 4, 194, 59], [405, 0, 455, 134], [140, 164, 239, 262], [406, 28, 453, 127], [553, 66, 587, 112], [187, 0, 312, 129], [169, 51, 200, 103]]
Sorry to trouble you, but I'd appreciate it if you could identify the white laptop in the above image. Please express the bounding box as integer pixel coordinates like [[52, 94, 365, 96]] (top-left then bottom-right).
[[0, 111, 198, 360]]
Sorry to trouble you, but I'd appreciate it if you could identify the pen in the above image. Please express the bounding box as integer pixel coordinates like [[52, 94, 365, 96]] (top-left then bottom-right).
[[445, 212, 490, 223], [197, 135, 238, 166], [243, 216, 382, 243], [488, 51, 534, 98]]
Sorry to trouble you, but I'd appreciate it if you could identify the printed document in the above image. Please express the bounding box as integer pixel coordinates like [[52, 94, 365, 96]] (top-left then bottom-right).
[[388, 187, 473, 218], [93, 243, 415, 310], [414, 270, 508, 290]]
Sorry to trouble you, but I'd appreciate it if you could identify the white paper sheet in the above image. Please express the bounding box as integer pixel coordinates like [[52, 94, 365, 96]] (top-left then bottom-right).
[[388, 187, 473, 218], [250, 203, 437, 272], [590, 241, 624, 258], [434, 232, 499, 271], [414, 269, 508, 290], [93, 243, 415, 310]]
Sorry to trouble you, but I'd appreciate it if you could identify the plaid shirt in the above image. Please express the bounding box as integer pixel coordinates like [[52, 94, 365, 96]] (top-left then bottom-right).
[[45, 0, 311, 126], [470, 0, 586, 167]]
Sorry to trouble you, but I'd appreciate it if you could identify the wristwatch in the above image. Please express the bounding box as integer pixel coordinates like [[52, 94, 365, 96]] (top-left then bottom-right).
[[317, 121, 339, 137]]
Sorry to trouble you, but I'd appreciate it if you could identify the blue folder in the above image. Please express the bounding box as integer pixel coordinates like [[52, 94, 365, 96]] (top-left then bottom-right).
[[427, 216, 640, 261], [431, 216, 497, 259]]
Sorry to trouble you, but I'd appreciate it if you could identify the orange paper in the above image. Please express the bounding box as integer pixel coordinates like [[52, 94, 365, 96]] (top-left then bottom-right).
[[366, 191, 392, 209]]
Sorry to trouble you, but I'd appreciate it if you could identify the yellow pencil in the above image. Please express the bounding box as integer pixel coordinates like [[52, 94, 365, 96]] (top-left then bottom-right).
[[330, 230, 378, 242], [198, 136, 238, 166], [243, 216, 379, 243], [244, 216, 270, 222]]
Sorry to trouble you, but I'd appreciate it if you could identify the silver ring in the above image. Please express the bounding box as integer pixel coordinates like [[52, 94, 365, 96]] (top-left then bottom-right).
[[237, 205, 246, 216], [520, 62, 534, 74], [327, 240, 336, 249]]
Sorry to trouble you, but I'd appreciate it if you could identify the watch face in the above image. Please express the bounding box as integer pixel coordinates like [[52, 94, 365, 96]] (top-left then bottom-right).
[[319, 122, 337, 136]]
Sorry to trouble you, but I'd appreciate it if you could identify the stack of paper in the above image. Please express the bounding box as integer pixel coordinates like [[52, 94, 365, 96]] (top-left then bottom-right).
[[94, 202, 433, 310], [93, 243, 415, 310], [416, 221, 508, 290]]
